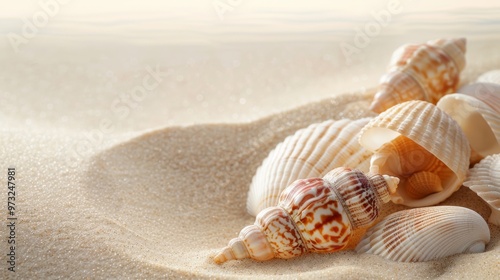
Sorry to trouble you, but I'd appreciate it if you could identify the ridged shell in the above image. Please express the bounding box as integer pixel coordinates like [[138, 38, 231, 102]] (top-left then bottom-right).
[[370, 38, 466, 113], [477, 69, 500, 85], [247, 118, 373, 216], [437, 92, 500, 163], [356, 206, 490, 262], [214, 168, 399, 264], [359, 100, 470, 207], [463, 154, 500, 225], [406, 171, 443, 200]]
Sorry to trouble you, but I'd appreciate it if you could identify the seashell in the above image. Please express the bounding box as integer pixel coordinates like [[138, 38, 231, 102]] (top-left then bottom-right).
[[370, 38, 466, 113], [437, 91, 500, 163], [463, 154, 500, 225], [457, 82, 500, 113], [355, 206, 490, 262], [214, 167, 399, 264], [477, 69, 500, 85], [247, 118, 373, 216], [359, 100, 470, 207], [406, 171, 443, 199]]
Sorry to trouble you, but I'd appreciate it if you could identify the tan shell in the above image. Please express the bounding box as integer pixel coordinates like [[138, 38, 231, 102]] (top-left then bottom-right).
[[437, 92, 500, 163], [356, 206, 490, 262], [406, 171, 443, 199], [463, 154, 500, 225], [370, 38, 466, 113], [359, 100, 470, 207], [247, 118, 373, 216], [477, 69, 500, 85], [215, 168, 399, 264]]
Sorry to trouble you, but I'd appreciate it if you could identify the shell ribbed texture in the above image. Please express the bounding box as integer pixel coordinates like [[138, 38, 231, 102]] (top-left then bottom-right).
[[247, 118, 372, 216], [356, 206, 490, 262], [323, 169, 390, 229], [359, 100, 470, 207], [464, 154, 500, 225]]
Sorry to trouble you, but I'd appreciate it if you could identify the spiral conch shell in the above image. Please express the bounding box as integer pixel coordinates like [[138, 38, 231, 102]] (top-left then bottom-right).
[[247, 118, 373, 216], [437, 83, 500, 163], [356, 206, 490, 262], [464, 154, 500, 225], [370, 38, 466, 113], [359, 100, 470, 207], [214, 167, 399, 264]]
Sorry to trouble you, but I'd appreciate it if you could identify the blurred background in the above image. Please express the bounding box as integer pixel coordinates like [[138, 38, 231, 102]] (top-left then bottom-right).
[[1, 0, 500, 131]]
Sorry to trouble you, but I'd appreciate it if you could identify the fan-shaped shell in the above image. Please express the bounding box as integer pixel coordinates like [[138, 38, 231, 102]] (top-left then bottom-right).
[[355, 206, 490, 262], [477, 69, 500, 85], [463, 154, 500, 225], [359, 100, 470, 207], [247, 118, 373, 216], [437, 91, 500, 163], [370, 38, 466, 113]]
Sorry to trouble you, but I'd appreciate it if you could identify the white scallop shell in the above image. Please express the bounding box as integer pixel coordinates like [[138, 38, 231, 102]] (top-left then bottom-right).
[[247, 118, 373, 216], [477, 69, 500, 84], [437, 92, 500, 163], [356, 206, 490, 262], [359, 100, 470, 207], [463, 154, 500, 226]]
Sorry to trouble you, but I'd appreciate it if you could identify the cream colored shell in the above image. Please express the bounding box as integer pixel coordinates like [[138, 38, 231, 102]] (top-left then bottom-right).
[[359, 100, 470, 207], [437, 91, 500, 163], [463, 154, 500, 226], [457, 82, 500, 113], [370, 38, 466, 113], [247, 118, 373, 216], [356, 206, 490, 262], [477, 69, 500, 84]]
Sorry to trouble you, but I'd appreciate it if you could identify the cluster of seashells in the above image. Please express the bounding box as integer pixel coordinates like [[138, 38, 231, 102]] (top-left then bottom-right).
[[214, 38, 499, 264]]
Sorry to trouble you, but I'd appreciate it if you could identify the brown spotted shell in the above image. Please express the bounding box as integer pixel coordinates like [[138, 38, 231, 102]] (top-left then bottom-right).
[[370, 38, 466, 113], [214, 167, 399, 264]]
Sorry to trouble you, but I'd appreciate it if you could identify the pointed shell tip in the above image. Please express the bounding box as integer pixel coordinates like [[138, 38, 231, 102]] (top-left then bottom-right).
[[213, 247, 233, 264], [454, 37, 466, 52]]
